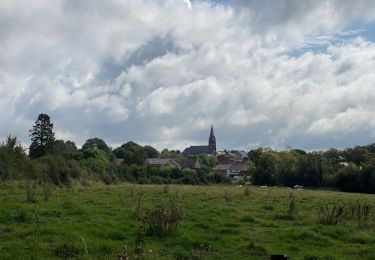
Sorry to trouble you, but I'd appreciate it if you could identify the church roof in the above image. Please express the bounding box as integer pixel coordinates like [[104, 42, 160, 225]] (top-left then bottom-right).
[[182, 145, 212, 156]]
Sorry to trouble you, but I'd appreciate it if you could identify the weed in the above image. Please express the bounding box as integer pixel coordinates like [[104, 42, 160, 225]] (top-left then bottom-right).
[[244, 187, 250, 196], [318, 204, 345, 225], [53, 242, 84, 258], [344, 203, 373, 227], [25, 180, 37, 203], [245, 241, 268, 257], [134, 227, 146, 258], [42, 177, 53, 201], [8, 207, 31, 223], [81, 237, 89, 255], [163, 185, 170, 193], [274, 196, 298, 220], [133, 192, 144, 220], [286, 196, 298, 220], [119, 191, 127, 205], [129, 187, 134, 198], [143, 200, 184, 236], [263, 189, 274, 210], [223, 190, 233, 202], [118, 246, 130, 260], [27, 211, 43, 259]]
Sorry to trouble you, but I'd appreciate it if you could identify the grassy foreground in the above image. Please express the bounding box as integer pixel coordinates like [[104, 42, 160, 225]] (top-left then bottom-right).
[[1, 184, 375, 259]]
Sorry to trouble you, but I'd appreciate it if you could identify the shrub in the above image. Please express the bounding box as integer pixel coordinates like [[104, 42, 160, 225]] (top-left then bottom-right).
[[318, 204, 345, 225], [143, 200, 184, 236]]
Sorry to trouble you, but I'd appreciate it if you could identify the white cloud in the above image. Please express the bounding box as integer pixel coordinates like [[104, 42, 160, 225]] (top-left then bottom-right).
[[1, 0, 375, 150]]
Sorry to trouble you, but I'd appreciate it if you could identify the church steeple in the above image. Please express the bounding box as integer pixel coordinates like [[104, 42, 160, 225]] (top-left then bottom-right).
[[208, 125, 216, 154]]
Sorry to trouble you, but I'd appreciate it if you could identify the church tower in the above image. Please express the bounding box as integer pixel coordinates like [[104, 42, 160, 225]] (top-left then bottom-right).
[[208, 125, 216, 154]]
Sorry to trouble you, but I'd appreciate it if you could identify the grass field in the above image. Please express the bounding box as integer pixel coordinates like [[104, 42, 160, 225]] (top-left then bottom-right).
[[1, 183, 375, 259]]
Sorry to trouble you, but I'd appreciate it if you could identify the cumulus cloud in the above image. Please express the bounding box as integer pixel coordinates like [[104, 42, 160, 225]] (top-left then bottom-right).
[[1, 0, 375, 150]]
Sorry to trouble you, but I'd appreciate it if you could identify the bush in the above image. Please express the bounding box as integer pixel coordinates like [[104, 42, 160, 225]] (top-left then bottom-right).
[[143, 200, 184, 236], [37, 155, 82, 186]]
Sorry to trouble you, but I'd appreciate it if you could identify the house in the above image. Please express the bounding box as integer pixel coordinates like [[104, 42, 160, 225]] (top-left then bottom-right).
[[145, 158, 181, 169], [182, 125, 216, 156], [217, 150, 248, 163], [181, 158, 201, 169], [227, 163, 248, 180], [214, 162, 249, 180], [114, 158, 124, 166], [213, 163, 232, 174]]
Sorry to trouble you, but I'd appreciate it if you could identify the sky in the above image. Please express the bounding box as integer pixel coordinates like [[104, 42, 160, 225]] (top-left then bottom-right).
[[1, 0, 375, 151]]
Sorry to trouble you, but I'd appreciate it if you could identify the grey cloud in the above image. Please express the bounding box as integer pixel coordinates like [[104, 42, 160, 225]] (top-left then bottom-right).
[[1, 0, 375, 151]]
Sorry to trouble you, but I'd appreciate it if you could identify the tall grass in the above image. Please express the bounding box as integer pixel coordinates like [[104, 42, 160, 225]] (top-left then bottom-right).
[[25, 180, 37, 203], [223, 190, 233, 202], [318, 204, 345, 225], [142, 200, 184, 236], [317, 202, 374, 226], [42, 178, 53, 201]]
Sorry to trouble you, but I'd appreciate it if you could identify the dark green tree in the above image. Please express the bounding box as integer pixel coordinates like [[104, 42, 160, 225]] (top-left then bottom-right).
[[113, 141, 147, 165], [160, 148, 181, 158], [82, 138, 111, 153], [144, 145, 160, 158], [29, 114, 55, 159], [47, 140, 78, 159], [0, 135, 30, 181]]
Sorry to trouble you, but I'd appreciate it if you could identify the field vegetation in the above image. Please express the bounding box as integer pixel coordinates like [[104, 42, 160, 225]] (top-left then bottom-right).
[[1, 183, 375, 259]]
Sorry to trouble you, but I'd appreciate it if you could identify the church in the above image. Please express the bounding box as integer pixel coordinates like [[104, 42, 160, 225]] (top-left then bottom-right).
[[182, 125, 217, 156]]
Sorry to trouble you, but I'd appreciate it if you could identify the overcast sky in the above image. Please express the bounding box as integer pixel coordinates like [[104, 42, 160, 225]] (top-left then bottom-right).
[[1, 0, 375, 151]]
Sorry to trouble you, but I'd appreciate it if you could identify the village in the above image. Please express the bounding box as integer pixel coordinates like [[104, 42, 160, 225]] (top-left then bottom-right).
[[143, 126, 250, 181]]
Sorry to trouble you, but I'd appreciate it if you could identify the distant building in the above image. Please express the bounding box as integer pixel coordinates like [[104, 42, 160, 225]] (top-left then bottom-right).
[[181, 158, 201, 169], [114, 158, 124, 166], [145, 158, 181, 169], [213, 163, 232, 174], [182, 125, 217, 157], [214, 162, 249, 180], [217, 150, 248, 163]]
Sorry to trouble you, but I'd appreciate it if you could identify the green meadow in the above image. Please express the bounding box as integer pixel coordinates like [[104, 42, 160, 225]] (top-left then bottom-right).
[[1, 184, 375, 259]]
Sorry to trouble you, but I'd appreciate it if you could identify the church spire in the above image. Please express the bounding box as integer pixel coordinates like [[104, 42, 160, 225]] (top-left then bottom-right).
[[208, 125, 216, 154], [210, 125, 214, 137]]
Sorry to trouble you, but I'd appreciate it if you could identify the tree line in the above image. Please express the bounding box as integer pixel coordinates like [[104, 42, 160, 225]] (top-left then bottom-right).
[[0, 114, 229, 186], [1, 113, 375, 193], [248, 145, 375, 193]]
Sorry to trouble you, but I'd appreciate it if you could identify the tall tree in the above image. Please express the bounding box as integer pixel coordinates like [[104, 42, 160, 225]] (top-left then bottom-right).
[[82, 138, 111, 153], [29, 113, 55, 159], [144, 145, 160, 158]]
